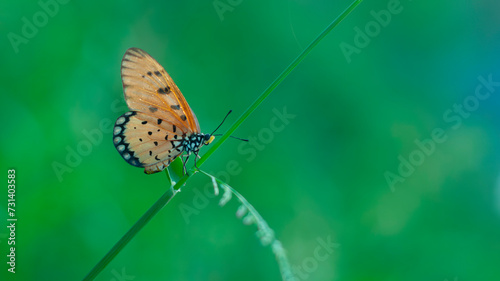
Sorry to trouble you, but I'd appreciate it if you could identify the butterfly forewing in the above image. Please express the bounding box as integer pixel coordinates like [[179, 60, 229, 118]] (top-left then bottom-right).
[[113, 48, 206, 174], [121, 48, 200, 133]]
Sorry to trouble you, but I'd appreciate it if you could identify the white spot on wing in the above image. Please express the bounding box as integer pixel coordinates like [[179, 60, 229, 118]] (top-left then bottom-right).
[[117, 145, 125, 152], [114, 137, 121, 144], [123, 153, 131, 160], [113, 126, 122, 135], [116, 117, 126, 125]]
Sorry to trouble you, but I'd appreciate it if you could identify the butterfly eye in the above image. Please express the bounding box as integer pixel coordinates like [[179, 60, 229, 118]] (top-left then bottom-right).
[[204, 134, 214, 145]]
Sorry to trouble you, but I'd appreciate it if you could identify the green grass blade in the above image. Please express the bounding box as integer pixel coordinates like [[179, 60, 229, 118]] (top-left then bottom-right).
[[82, 184, 179, 281], [195, 0, 363, 168]]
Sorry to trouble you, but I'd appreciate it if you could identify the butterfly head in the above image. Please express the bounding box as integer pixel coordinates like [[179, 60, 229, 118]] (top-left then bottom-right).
[[204, 134, 215, 145]]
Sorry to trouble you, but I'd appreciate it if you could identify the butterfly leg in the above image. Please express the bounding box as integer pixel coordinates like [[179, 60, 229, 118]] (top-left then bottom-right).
[[193, 150, 201, 171], [182, 153, 190, 176]]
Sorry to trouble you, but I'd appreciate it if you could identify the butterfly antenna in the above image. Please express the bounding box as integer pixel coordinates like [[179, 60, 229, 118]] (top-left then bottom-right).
[[209, 110, 249, 142], [213, 134, 248, 142], [210, 110, 233, 136]]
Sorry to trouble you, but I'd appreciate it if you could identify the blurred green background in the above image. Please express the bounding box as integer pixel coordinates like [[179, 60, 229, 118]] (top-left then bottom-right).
[[1, 0, 499, 280]]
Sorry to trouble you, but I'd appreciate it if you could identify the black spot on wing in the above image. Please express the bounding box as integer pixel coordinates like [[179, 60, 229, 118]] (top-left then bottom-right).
[[157, 86, 171, 94]]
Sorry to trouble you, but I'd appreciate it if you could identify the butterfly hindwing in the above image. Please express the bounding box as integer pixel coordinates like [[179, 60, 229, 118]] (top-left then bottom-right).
[[113, 111, 187, 171]]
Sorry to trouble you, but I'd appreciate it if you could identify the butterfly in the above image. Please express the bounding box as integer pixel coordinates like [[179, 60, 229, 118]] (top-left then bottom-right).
[[113, 48, 215, 174]]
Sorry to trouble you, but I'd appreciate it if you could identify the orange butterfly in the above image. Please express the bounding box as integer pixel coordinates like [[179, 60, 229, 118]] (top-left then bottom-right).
[[113, 48, 214, 174]]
